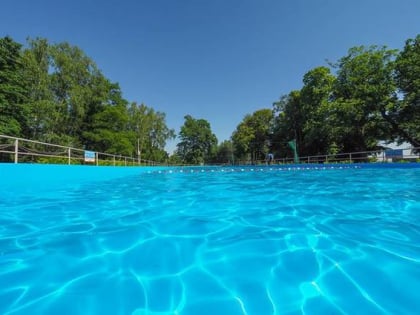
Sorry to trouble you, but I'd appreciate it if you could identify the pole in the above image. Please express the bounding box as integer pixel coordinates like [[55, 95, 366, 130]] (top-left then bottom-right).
[[231, 142, 234, 165], [68, 148, 71, 165], [14, 139, 18, 163], [137, 138, 140, 164]]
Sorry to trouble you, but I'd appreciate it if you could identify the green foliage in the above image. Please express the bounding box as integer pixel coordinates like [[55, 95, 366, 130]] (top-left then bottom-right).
[[300, 67, 335, 155], [0, 36, 175, 163], [176, 115, 218, 164], [331, 45, 397, 152], [214, 140, 234, 164], [393, 35, 420, 147], [1, 34, 419, 165], [0, 36, 27, 136], [272, 91, 301, 159], [328, 142, 339, 156], [367, 156, 378, 163], [270, 41, 419, 159], [37, 157, 77, 165], [167, 153, 183, 165], [21, 38, 55, 140], [83, 104, 133, 155], [232, 109, 273, 162], [128, 102, 175, 162]]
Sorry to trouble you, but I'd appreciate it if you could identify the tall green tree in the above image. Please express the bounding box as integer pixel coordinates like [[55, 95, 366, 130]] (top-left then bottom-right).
[[214, 140, 234, 164], [330, 45, 397, 152], [300, 66, 336, 155], [1, 36, 178, 161], [393, 35, 420, 147], [232, 108, 273, 162], [272, 91, 302, 159], [48, 41, 113, 145], [82, 103, 133, 155], [0, 36, 27, 136], [128, 102, 175, 162], [20, 38, 131, 150], [176, 115, 217, 164], [21, 38, 56, 140]]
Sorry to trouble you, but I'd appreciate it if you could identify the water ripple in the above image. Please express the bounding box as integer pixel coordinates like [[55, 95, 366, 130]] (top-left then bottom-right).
[[0, 166, 419, 314]]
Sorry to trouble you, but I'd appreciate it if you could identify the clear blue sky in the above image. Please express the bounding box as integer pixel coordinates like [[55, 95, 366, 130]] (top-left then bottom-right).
[[1, 0, 419, 153]]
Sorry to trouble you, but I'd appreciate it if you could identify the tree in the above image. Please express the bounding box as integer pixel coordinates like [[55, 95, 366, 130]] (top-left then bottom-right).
[[230, 118, 254, 161], [393, 35, 420, 147], [272, 91, 302, 159], [0, 36, 27, 136], [330, 46, 398, 152], [176, 115, 217, 164], [167, 153, 183, 165], [1, 36, 176, 161], [214, 140, 234, 164], [300, 66, 336, 155], [146, 110, 175, 162], [82, 104, 133, 155], [48, 41, 114, 145], [21, 38, 57, 141], [128, 102, 175, 162], [232, 109, 273, 163], [272, 69, 336, 159]]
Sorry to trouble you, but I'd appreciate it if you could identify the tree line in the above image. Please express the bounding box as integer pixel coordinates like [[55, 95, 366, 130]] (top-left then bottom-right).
[[231, 35, 419, 163], [177, 35, 419, 164], [1, 35, 419, 164], [0, 36, 175, 163]]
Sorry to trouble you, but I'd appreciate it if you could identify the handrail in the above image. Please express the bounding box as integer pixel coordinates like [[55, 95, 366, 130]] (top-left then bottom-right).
[[227, 146, 419, 166], [1, 134, 418, 166], [0, 134, 164, 166]]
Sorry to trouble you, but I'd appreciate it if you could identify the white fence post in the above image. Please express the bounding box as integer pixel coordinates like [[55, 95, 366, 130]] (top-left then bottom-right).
[[14, 139, 18, 163]]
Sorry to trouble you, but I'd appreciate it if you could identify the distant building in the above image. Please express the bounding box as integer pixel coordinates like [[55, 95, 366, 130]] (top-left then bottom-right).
[[372, 142, 418, 162]]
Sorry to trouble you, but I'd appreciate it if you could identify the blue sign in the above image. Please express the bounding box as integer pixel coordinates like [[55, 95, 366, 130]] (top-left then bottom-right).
[[84, 150, 96, 162], [385, 149, 403, 158]]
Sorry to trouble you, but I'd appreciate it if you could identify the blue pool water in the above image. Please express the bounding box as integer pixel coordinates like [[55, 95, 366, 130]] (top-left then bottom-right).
[[0, 164, 419, 315]]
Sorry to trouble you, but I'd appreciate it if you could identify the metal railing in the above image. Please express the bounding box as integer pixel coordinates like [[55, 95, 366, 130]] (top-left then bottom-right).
[[1, 134, 418, 167], [230, 147, 419, 166], [0, 134, 163, 166]]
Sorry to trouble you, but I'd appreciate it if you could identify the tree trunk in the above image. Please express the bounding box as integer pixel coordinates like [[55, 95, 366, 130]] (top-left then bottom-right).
[[380, 108, 420, 147]]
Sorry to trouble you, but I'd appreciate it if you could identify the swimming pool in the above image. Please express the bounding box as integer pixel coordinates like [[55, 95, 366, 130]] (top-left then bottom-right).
[[1, 163, 419, 314]]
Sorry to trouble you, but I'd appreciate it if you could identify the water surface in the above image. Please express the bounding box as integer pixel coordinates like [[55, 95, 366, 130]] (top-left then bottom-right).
[[0, 164, 419, 314]]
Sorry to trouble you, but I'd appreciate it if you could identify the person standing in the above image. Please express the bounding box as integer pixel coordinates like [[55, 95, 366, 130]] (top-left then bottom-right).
[[267, 153, 274, 165]]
